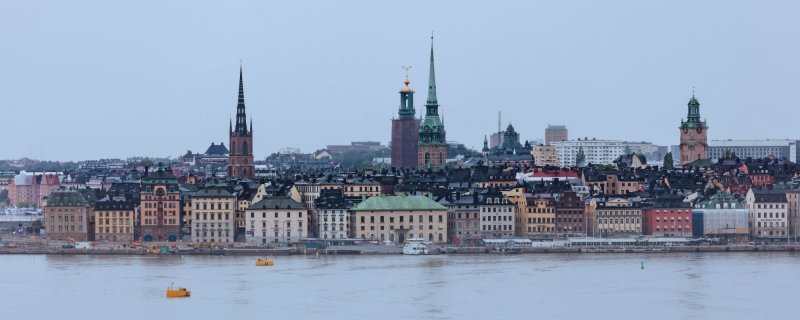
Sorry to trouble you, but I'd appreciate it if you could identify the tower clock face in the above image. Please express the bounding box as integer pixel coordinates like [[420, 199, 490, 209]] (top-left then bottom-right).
[[682, 127, 688, 134], [696, 127, 703, 134]]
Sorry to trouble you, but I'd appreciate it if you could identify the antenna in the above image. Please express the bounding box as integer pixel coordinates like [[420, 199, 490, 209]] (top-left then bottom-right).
[[497, 111, 501, 133]]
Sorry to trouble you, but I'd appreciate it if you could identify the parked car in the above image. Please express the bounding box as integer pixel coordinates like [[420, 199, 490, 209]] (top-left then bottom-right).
[[62, 244, 74, 248]]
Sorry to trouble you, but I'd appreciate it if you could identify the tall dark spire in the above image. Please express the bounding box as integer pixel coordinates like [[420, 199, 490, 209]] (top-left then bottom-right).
[[426, 34, 438, 107], [234, 65, 248, 135]]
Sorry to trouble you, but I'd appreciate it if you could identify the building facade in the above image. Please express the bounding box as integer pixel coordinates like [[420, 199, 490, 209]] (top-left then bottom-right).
[[351, 195, 448, 243], [478, 189, 515, 238], [417, 40, 447, 168], [140, 167, 181, 242], [532, 144, 559, 167], [679, 93, 709, 165], [191, 185, 236, 244], [94, 195, 135, 242], [44, 189, 93, 241], [446, 194, 480, 246], [746, 188, 788, 242], [555, 191, 586, 236], [592, 198, 642, 237], [693, 193, 749, 243], [391, 76, 421, 169], [516, 194, 556, 238], [552, 139, 657, 167], [642, 196, 692, 237], [708, 139, 799, 163], [228, 66, 255, 179], [544, 125, 568, 145], [246, 197, 307, 245]]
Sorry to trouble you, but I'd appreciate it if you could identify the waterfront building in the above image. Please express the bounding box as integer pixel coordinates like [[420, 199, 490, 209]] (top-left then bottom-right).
[[94, 195, 135, 242], [641, 195, 692, 237], [140, 165, 181, 242], [391, 74, 421, 169], [693, 193, 749, 243], [417, 39, 447, 168], [446, 193, 480, 246], [544, 125, 568, 145], [246, 196, 307, 245], [351, 195, 448, 243], [555, 191, 586, 236], [478, 189, 515, 238], [788, 188, 800, 239], [591, 197, 642, 237], [515, 194, 556, 238], [708, 139, 798, 163], [44, 188, 93, 241], [313, 189, 351, 240], [228, 66, 255, 179], [746, 187, 788, 242], [678, 93, 709, 165], [191, 184, 236, 244]]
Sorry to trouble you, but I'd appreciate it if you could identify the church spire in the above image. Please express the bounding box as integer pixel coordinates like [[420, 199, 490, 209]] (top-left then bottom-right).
[[234, 64, 248, 135], [426, 34, 438, 107]]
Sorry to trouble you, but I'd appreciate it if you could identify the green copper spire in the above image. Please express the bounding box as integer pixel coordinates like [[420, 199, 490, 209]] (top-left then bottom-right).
[[426, 35, 438, 107], [680, 88, 707, 129], [418, 34, 446, 146]]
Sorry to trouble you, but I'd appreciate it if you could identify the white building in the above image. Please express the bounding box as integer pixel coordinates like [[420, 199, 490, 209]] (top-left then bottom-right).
[[317, 207, 350, 240], [246, 196, 307, 245], [708, 139, 799, 162], [551, 139, 658, 167], [479, 190, 515, 238], [191, 185, 236, 244], [746, 188, 789, 242]]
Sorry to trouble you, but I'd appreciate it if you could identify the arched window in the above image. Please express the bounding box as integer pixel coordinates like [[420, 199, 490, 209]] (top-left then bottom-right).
[[424, 152, 431, 165], [243, 140, 249, 156], [231, 141, 236, 155], [428, 233, 434, 241]]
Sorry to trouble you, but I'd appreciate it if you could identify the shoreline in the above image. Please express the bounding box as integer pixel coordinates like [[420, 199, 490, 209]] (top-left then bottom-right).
[[1, 245, 799, 256]]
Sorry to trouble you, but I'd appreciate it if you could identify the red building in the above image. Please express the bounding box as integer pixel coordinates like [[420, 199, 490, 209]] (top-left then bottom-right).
[[390, 77, 420, 169], [642, 196, 692, 237], [228, 66, 255, 179], [140, 165, 181, 242], [555, 191, 586, 236]]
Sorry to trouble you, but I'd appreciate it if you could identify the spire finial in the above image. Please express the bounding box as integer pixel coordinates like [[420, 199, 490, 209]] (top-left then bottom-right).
[[692, 85, 695, 98], [431, 31, 434, 46]]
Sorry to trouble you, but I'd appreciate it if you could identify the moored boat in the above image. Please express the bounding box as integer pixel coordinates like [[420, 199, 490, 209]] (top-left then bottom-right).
[[166, 284, 191, 298], [403, 238, 430, 255], [256, 257, 274, 266]]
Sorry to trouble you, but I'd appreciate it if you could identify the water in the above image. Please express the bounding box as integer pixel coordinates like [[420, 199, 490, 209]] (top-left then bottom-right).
[[1, 252, 799, 319]]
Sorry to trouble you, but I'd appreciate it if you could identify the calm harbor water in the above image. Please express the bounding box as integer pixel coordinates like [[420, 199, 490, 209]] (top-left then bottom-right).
[[1, 252, 799, 319]]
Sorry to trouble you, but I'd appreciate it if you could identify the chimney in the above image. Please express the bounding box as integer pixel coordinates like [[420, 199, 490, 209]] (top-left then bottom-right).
[[144, 166, 149, 177]]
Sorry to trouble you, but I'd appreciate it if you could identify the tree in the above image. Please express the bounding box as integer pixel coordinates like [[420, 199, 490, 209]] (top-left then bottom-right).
[[575, 147, 587, 167], [663, 152, 674, 170]]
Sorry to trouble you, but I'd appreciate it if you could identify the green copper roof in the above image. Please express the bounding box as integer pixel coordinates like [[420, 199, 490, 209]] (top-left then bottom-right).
[[696, 193, 744, 209], [352, 195, 447, 211]]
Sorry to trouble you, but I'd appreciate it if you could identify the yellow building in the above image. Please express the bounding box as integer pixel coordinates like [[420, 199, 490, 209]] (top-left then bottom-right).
[[532, 145, 559, 167], [515, 194, 556, 237], [94, 195, 136, 242]]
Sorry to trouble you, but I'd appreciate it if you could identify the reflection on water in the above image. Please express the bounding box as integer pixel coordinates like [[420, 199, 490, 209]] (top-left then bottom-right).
[[0, 252, 799, 319]]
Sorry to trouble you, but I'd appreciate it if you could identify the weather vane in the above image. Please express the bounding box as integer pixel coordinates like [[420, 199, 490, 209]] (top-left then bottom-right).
[[402, 66, 412, 79]]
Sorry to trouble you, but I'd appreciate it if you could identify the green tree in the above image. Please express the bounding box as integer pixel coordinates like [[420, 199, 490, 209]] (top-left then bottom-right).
[[663, 152, 674, 170]]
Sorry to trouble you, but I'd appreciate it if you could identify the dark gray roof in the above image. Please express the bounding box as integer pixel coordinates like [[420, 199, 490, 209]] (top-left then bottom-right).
[[249, 196, 305, 210], [205, 142, 229, 156]]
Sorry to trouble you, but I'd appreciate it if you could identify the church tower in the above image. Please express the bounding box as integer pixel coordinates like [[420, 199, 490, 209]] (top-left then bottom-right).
[[678, 91, 708, 165], [228, 66, 255, 179], [390, 71, 420, 169], [418, 36, 447, 168]]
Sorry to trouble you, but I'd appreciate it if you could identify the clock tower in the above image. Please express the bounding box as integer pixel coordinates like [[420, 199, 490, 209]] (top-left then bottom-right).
[[678, 92, 708, 165]]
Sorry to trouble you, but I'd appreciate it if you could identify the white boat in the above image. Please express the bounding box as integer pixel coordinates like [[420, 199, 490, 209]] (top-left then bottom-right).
[[402, 238, 430, 255]]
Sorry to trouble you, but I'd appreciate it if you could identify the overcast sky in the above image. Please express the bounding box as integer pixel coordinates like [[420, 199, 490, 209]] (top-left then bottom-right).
[[1, 1, 798, 161]]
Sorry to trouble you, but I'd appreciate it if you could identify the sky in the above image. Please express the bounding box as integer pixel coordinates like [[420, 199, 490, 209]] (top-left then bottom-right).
[[1, 1, 798, 161]]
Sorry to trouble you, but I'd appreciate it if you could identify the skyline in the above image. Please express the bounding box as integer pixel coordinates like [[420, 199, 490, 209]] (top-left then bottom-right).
[[2, 1, 799, 161]]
